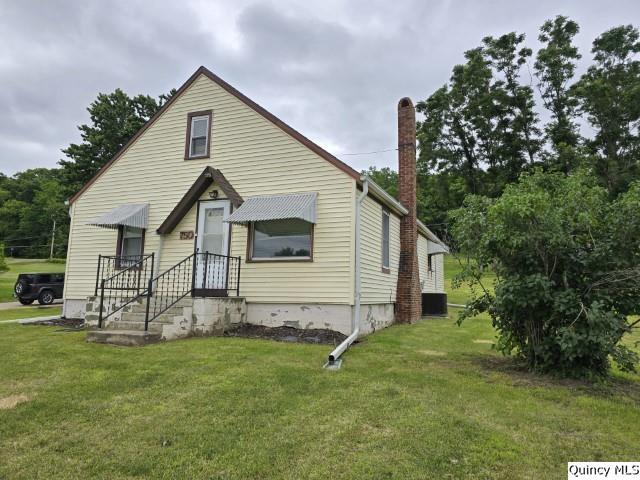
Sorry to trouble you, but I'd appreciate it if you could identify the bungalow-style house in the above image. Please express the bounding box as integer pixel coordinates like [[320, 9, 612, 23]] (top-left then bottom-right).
[[63, 66, 448, 356]]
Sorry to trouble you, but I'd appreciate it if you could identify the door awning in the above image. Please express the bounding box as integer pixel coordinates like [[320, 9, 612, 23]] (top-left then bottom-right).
[[427, 239, 449, 255], [87, 203, 149, 230], [225, 192, 317, 225]]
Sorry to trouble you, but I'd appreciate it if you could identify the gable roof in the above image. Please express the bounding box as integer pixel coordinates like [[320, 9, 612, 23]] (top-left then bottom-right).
[[156, 167, 243, 235], [68, 66, 359, 205]]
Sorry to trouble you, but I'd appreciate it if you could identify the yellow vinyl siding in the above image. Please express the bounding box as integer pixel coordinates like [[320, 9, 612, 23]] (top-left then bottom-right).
[[65, 74, 355, 305], [417, 234, 445, 293], [359, 195, 401, 304]]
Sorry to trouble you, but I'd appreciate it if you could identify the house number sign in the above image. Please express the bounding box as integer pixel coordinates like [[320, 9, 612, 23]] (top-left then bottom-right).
[[180, 230, 194, 240]]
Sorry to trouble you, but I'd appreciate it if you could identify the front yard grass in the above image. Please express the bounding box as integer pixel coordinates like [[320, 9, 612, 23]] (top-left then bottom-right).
[[0, 258, 66, 302], [0, 306, 62, 321], [1, 254, 638, 478], [1, 308, 639, 479]]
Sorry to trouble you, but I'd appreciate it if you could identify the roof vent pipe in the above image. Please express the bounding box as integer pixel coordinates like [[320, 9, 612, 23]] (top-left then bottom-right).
[[324, 176, 368, 369]]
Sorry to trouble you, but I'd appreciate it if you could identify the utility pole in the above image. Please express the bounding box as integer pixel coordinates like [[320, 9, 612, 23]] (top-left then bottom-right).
[[49, 219, 56, 260]]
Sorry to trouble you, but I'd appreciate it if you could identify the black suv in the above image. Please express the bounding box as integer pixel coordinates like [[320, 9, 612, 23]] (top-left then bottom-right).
[[14, 273, 65, 305]]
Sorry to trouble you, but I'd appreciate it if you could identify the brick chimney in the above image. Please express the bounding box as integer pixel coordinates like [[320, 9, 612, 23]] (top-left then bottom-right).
[[395, 97, 421, 323]]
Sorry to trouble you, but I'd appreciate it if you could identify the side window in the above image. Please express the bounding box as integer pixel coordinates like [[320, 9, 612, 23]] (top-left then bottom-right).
[[117, 226, 145, 267], [185, 111, 212, 159], [382, 210, 390, 272], [37, 274, 51, 283], [249, 219, 313, 261]]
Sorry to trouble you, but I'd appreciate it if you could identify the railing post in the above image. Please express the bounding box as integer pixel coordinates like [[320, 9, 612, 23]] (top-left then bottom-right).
[[149, 253, 155, 294], [202, 252, 209, 290], [95, 254, 102, 296], [144, 278, 153, 332], [191, 252, 197, 296], [236, 256, 241, 297], [98, 279, 105, 329]]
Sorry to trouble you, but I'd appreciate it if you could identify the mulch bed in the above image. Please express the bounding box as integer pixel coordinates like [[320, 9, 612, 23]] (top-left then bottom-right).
[[23, 318, 84, 329], [225, 324, 346, 345]]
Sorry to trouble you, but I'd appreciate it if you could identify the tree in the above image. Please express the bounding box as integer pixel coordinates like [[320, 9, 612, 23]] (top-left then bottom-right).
[[0, 244, 7, 273], [534, 16, 582, 172], [0, 169, 67, 258], [451, 170, 640, 377], [571, 25, 640, 196], [59, 88, 175, 196], [417, 32, 541, 197]]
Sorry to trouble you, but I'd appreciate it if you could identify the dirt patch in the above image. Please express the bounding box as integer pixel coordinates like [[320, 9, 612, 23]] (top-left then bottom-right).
[[225, 324, 346, 345], [23, 318, 84, 329], [0, 394, 30, 410], [473, 339, 494, 344], [418, 349, 447, 357]]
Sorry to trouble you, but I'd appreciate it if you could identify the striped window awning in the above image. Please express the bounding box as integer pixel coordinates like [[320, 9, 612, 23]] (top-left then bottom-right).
[[225, 192, 317, 225], [87, 203, 149, 230], [427, 240, 449, 255]]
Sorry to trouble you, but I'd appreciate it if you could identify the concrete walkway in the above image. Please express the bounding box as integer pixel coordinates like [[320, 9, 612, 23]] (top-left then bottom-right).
[[0, 315, 60, 324], [0, 301, 62, 310]]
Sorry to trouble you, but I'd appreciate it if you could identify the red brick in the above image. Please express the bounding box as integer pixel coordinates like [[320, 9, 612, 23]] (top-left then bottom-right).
[[395, 98, 421, 323]]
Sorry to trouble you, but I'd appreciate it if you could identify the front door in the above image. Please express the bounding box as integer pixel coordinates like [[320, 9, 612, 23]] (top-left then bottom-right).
[[195, 200, 231, 294]]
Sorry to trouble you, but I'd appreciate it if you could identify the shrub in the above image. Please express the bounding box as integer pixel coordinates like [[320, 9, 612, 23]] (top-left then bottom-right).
[[451, 171, 640, 377]]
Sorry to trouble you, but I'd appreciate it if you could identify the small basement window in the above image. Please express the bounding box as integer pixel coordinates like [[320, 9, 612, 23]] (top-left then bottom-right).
[[382, 210, 390, 272], [250, 219, 313, 261], [185, 111, 211, 159]]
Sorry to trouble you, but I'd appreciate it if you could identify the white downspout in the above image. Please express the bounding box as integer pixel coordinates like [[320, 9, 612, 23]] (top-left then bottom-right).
[[326, 176, 368, 367]]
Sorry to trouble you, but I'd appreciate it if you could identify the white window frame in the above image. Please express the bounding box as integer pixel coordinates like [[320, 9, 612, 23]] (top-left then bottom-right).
[[188, 114, 210, 158]]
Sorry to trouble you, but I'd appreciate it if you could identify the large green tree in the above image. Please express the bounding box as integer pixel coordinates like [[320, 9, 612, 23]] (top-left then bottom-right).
[[416, 32, 541, 197], [59, 88, 175, 196], [572, 25, 640, 195], [534, 16, 582, 172], [0, 169, 68, 258]]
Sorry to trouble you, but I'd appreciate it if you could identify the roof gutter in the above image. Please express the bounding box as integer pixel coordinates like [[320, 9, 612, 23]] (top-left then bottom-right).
[[360, 177, 408, 217], [325, 175, 369, 369]]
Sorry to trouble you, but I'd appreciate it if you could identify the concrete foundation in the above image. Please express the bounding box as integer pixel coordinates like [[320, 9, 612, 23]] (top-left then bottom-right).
[[245, 302, 395, 337], [78, 296, 395, 342]]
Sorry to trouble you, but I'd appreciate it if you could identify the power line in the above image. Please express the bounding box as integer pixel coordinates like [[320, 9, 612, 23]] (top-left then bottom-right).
[[340, 148, 398, 156]]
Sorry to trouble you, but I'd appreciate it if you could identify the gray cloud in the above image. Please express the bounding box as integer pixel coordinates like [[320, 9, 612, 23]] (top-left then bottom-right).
[[0, 0, 638, 175]]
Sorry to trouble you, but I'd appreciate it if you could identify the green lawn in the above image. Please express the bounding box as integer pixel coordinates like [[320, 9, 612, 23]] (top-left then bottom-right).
[[0, 258, 66, 302], [1, 255, 638, 478], [444, 254, 496, 306]]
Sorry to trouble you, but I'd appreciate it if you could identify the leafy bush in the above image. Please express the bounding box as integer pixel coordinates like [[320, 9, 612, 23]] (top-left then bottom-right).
[[451, 171, 640, 377]]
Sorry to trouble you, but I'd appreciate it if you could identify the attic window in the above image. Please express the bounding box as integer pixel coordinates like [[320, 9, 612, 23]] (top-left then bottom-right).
[[185, 110, 212, 159]]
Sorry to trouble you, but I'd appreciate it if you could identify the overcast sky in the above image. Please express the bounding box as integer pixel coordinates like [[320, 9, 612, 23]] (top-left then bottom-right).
[[1, 0, 638, 176]]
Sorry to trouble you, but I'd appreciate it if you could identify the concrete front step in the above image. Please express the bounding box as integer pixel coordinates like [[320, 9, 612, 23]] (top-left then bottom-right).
[[105, 320, 164, 333], [121, 311, 177, 323], [86, 329, 162, 346], [127, 304, 185, 315]]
